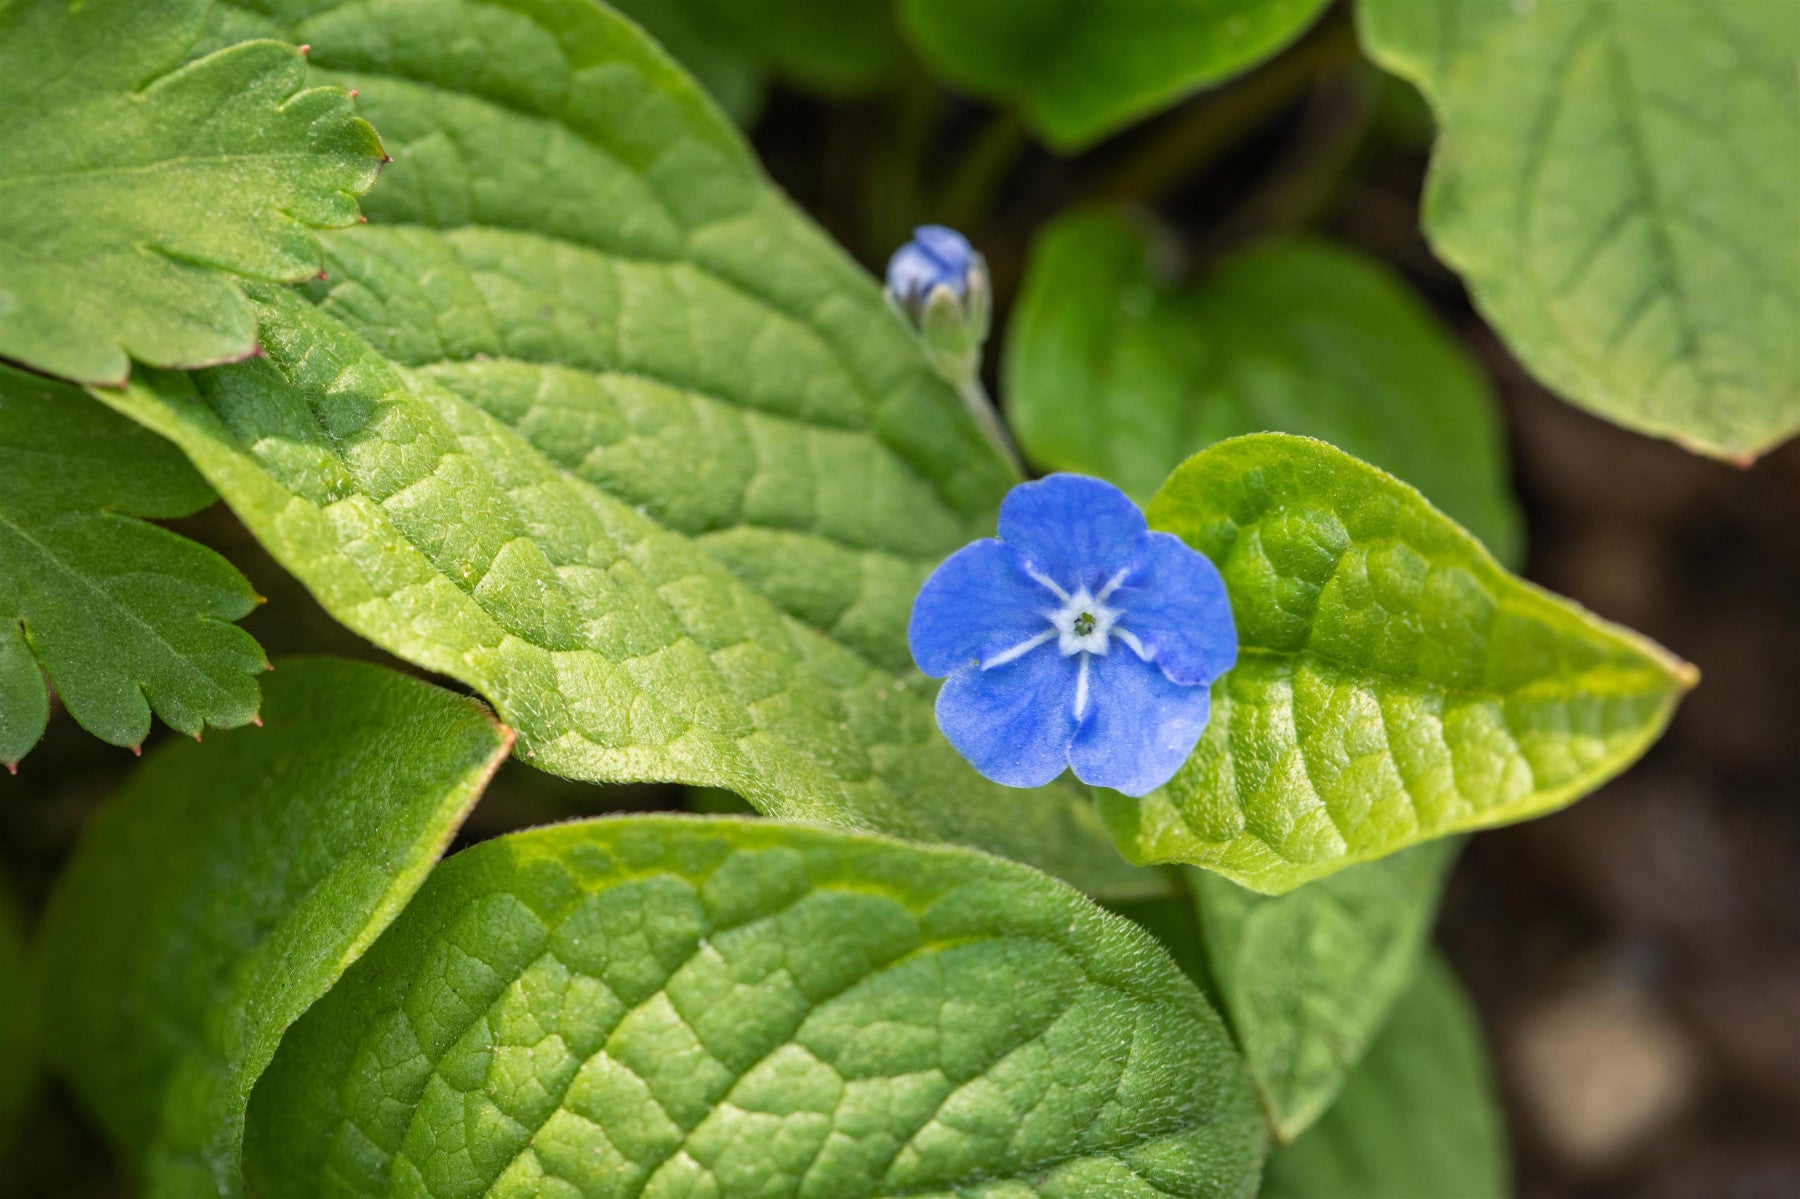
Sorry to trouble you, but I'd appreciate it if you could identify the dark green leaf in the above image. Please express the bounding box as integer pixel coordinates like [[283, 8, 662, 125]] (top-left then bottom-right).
[[1105, 434, 1695, 892], [37, 658, 513, 1198], [1192, 841, 1457, 1141], [1006, 212, 1522, 565], [1359, 0, 1800, 461], [0, 365, 265, 765], [901, 0, 1332, 150], [103, 0, 1161, 899], [244, 815, 1267, 1198], [0, 0, 383, 385], [1261, 952, 1508, 1199]]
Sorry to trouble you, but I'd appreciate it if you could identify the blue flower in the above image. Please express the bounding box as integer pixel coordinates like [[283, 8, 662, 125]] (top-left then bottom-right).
[[908, 474, 1236, 796], [885, 225, 981, 310]]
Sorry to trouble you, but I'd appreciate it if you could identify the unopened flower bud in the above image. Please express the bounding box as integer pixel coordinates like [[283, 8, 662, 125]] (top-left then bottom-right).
[[885, 225, 991, 392]]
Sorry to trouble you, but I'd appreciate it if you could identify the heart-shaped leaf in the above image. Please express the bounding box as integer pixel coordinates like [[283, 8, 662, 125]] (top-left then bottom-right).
[[1192, 841, 1457, 1141], [103, 0, 1161, 898], [1261, 952, 1508, 1199], [901, 0, 1333, 150], [37, 658, 513, 1198], [0, 365, 266, 766], [1359, 0, 1800, 461], [1103, 434, 1695, 892], [1006, 212, 1522, 564], [0, 0, 383, 385], [243, 815, 1267, 1198]]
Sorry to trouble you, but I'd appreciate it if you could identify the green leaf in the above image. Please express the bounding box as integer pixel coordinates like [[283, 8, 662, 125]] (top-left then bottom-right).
[[1191, 841, 1457, 1142], [0, 0, 384, 386], [1102, 433, 1695, 893], [1358, 0, 1800, 461], [0, 881, 35, 1155], [102, 0, 1162, 899], [37, 657, 513, 1198], [900, 0, 1332, 150], [1006, 212, 1523, 565], [243, 814, 1267, 1199], [0, 364, 266, 765], [1261, 952, 1508, 1199], [613, 0, 904, 112]]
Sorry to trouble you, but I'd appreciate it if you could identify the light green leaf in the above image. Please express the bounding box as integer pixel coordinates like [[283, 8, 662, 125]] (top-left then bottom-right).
[[613, 0, 904, 114], [1006, 212, 1522, 565], [1192, 841, 1457, 1142], [1358, 0, 1800, 461], [900, 0, 1332, 150], [243, 814, 1267, 1199], [1103, 434, 1695, 893], [1261, 952, 1508, 1199], [0, 881, 35, 1155], [0, 364, 265, 765], [37, 657, 513, 1199], [104, 0, 1161, 899], [0, 0, 383, 386]]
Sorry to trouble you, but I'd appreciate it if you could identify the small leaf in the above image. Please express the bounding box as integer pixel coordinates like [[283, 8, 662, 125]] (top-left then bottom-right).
[[0, 880, 35, 1155], [1006, 212, 1522, 565], [0, 0, 383, 385], [100, 0, 1162, 899], [37, 658, 513, 1198], [1358, 0, 1800, 461], [243, 815, 1267, 1199], [1192, 841, 1457, 1142], [900, 0, 1332, 150], [1104, 434, 1695, 892], [0, 365, 265, 765], [1261, 952, 1508, 1199]]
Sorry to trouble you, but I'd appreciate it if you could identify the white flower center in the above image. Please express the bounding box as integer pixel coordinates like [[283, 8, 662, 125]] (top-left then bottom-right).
[[1050, 587, 1119, 656], [978, 565, 1152, 722]]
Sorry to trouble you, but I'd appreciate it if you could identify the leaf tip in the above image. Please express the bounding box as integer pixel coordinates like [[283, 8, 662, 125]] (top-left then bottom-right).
[[3, 760, 16, 776], [298, 43, 311, 56], [250, 714, 264, 728], [129, 743, 142, 757]]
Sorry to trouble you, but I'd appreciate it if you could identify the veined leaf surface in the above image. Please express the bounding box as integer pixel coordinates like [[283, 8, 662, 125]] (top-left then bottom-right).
[[1359, 0, 1800, 460], [108, 0, 1160, 898], [1006, 212, 1521, 564], [0, 0, 382, 385], [0, 365, 265, 765], [1102, 434, 1695, 892], [244, 815, 1267, 1199], [37, 658, 513, 1198]]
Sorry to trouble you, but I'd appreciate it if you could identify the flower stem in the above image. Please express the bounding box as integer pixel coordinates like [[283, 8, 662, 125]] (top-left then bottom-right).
[[957, 374, 1023, 475]]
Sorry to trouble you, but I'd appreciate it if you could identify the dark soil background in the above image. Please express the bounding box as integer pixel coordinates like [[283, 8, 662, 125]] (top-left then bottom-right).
[[4, 12, 1797, 1196]]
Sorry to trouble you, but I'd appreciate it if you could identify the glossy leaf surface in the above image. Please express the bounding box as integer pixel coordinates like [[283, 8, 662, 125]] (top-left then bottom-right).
[[245, 815, 1267, 1198], [1261, 953, 1507, 1199], [110, 0, 1158, 898], [1360, 0, 1800, 460], [1104, 434, 1695, 892], [902, 0, 1332, 150], [0, 365, 265, 766], [1192, 841, 1456, 1141], [1006, 212, 1521, 564], [0, 0, 382, 384], [37, 658, 513, 1198]]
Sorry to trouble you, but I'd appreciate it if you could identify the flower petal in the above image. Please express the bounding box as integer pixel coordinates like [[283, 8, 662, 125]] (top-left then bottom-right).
[[1113, 530, 1237, 686], [1068, 649, 1212, 797], [909, 539, 1058, 678], [998, 474, 1146, 593], [935, 649, 1080, 789]]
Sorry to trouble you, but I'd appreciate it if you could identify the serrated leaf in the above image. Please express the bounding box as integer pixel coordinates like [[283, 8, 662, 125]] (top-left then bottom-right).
[[1101, 434, 1695, 893], [1006, 212, 1522, 566], [1261, 952, 1508, 1199], [0, 364, 265, 765], [1191, 841, 1457, 1142], [900, 0, 1332, 150], [37, 658, 513, 1199], [0, 0, 384, 386], [102, 0, 1162, 899], [1358, 0, 1800, 461], [243, 814, 1267, 1199], [0, 881, 34, 1155]]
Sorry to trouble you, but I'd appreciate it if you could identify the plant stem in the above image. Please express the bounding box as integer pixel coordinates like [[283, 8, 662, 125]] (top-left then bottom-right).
[[935, 110, 1029, 230], [957, 375, 1023, 475]]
